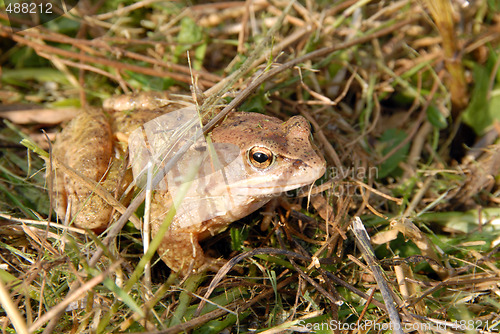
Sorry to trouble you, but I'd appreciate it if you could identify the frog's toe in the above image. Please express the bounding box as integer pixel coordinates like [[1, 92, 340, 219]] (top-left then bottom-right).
[[199, 257, 225, 273], [200, 257, 244, 275]]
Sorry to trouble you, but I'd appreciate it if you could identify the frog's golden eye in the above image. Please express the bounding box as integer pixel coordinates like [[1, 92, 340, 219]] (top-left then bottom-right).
[[248, 147, 275, 169]]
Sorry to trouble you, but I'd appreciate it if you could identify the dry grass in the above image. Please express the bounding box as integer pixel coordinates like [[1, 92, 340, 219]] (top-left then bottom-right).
[[1, 0, 500, 333]]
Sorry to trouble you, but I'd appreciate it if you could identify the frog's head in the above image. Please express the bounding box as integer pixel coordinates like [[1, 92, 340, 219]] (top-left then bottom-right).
[[211, 112, 326, 196]]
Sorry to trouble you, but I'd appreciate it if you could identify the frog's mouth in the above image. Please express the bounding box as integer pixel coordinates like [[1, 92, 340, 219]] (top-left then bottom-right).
[[226, 165, 326, 195]]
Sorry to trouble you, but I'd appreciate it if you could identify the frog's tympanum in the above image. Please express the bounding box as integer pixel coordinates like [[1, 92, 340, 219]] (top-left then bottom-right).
[[51, 92, 326, 275]]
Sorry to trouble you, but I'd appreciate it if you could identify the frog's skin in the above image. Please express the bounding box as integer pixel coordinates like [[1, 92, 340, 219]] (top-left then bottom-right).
[[52, 92, 326, 275]]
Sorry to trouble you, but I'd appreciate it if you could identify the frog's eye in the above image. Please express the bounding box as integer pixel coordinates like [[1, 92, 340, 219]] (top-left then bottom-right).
[[248, 147, 275, 169]]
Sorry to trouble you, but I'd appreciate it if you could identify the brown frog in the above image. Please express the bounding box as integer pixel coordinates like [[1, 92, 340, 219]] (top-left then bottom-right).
[[51, 92, 326, 275]]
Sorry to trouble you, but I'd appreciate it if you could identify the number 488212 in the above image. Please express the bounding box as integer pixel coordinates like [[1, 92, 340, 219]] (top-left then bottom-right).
[[6, 2, 53, 14]]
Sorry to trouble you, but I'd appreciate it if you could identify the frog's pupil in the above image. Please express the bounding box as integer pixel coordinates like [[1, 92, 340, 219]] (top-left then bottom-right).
[[253, 152, 269, 163]]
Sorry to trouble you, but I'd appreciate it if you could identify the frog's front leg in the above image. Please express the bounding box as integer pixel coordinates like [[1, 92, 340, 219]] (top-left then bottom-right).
[[157, 230, 207, 275], [148, 193, 206, 274]]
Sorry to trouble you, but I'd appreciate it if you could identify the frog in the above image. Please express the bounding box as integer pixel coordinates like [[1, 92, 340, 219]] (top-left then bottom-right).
[[51, 91, 326, 275]]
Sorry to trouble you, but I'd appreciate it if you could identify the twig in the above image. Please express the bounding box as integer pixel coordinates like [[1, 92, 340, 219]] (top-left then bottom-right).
[[0, 26, 216, 87], [0, 280, 29, 334], [350, 217, 404, 334]]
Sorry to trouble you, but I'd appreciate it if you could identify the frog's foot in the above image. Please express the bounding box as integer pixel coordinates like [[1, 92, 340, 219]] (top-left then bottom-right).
[[157, 232, 207, 276], [157, 232, 244, 276]]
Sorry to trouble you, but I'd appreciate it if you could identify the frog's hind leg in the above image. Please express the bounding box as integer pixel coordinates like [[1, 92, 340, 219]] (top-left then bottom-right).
[[52, 109, 120, 231]]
